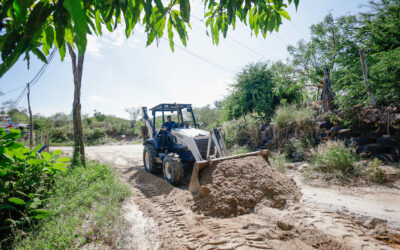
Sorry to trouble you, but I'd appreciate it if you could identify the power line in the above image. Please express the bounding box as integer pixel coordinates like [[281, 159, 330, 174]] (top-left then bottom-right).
[[290, 21, 307, 37], [161, 38, 236, 74], [0, 86, 25, 97], [192, 14, 284, 58], [11, 49, 56, 108]]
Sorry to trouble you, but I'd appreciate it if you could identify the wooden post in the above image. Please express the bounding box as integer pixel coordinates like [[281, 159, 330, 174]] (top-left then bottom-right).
[[35, 131, 39, 145], [40, 129, 43, 144], [27, 83, 33, 149], [360, 49, 376, 106], [322, 68, 334, 112], [46, 128, 49, 152]]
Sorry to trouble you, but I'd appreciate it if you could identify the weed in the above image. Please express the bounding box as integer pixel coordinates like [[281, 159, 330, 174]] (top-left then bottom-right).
[[270, 152, 288, 173], [311, 141, 358, 180], [367, 159, 387, 184], [273, 104, 314, 129]]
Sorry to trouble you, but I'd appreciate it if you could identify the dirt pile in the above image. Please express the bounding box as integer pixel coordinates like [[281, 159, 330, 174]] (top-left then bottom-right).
[[193, 155, 302, 217]]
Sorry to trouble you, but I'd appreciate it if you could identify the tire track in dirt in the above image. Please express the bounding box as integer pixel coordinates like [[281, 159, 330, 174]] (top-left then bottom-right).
[[55, 145, 397, 250]]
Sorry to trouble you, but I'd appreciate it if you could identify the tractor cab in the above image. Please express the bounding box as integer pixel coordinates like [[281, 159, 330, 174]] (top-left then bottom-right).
[[150, 103, 197, 136]]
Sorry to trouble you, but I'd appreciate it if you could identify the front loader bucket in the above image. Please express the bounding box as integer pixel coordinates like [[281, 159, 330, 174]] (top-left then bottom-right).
[[189, 150, 269, 194]]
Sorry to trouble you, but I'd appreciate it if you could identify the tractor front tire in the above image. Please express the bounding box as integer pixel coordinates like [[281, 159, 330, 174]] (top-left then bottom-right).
[[163, 153, 183, 186], [143, 144, 160, 174]]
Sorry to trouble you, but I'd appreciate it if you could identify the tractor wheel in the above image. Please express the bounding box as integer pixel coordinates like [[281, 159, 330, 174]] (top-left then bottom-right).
[[163, 153, 183, 186], [143, 144, 160, 174]]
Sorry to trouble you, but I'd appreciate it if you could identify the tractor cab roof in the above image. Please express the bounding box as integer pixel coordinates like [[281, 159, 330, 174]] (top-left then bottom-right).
[[150, 103, 192, 112]]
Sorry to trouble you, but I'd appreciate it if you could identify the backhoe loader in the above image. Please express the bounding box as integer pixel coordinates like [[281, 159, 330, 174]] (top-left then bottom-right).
[[140, 103, 269, 194]]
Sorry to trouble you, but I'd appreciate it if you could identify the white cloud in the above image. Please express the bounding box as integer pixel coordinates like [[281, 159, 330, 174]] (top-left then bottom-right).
[[86, 23, 141, 60], [87, 95, 114, 103]]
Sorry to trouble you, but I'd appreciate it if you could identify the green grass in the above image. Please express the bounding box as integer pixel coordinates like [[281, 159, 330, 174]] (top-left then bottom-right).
[[14, 162, 130, 249], [270, 152, 288, 172], [310, 141, 359, 180]]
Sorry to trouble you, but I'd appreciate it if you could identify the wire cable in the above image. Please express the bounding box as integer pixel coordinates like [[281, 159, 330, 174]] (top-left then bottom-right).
[[161, 38, 236, 74], [192, 14, 284, 57], [10, 49, 57, 108]]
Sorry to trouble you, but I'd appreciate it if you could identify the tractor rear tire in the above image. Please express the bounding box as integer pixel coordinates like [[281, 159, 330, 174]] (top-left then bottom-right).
[[143, 144, 160, 174], [163, 153, 183, 186]]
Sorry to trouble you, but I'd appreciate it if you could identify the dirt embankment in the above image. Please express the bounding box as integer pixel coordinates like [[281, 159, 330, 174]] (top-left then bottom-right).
[[194, 155, 302, 217]]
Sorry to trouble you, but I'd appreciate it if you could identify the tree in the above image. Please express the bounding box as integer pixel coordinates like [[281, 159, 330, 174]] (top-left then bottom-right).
[[193, 105, 223, 129], [223, 61, 301, 121], [7, 108, 29, 123], [1, 0, 300, 165], [125, 107, 140, 131]]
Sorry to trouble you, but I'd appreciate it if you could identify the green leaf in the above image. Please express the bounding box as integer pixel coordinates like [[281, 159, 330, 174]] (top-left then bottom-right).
[[180, 0, 191, 22], [31, 209, 50, 214], [42, 152, 52, 161], [95, 9, 103, 36], [278, 9, 290, 20], [53, 163, 67, 172], [8, 197, 25, 206], [0, 204, 17, 211], [154, 0, 165, 15], [167, 17, 174, 52], [57, 157, 71, 162], [53, 150, 62, 156], [63, 0, 88, 54], [4, 130, 21, 140], [32, 47, 47, 63], [13, 0, 28, 24]]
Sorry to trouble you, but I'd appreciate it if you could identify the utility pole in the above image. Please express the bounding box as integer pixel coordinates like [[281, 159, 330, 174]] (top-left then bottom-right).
[[27, 83, 33, 149], [360, 49, 376, 106]]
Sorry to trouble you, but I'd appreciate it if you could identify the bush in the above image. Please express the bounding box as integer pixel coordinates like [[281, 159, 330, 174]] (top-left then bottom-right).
[[367, 159, 387, 184], [273, 104, 314, 129], [311, 141, 358, 180], [223, 115, 262, 149], [283, 137, 315, 161], [270, 152, 288, 172], [0, 128, 69, 247], [85, 128, 107, 144]]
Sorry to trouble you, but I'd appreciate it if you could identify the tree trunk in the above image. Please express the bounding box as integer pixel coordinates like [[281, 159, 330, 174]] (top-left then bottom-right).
[[360, 49, 376, 106], [67, 44, 86, 167], [322, 68, 334, 112], [27, 83, 33, 149]]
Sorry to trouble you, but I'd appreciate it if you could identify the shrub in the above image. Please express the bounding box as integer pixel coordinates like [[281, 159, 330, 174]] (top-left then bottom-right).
[[367, 159, 387, 184], [223, 115, 262, 149], [273, 104, 314, 129], [0, 128, 69, 246], [270, 152, 288, 172], [311, 141, 358, 180]]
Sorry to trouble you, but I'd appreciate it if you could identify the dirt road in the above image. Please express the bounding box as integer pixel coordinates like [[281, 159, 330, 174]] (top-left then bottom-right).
[[55, 145, 400, 249]]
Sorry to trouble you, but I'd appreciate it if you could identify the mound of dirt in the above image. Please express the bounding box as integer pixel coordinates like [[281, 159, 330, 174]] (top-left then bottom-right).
[[193, 155, 302, 217]]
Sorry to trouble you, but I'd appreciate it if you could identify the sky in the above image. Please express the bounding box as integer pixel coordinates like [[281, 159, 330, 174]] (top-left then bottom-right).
[[0, 0, 370, 119]]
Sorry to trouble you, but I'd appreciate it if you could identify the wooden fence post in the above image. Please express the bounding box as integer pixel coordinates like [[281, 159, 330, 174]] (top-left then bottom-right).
[[46, 128, 49, 152], [322, 68, 334, 112], [40, 129, 43, 144], [360, 49, 376, 106]]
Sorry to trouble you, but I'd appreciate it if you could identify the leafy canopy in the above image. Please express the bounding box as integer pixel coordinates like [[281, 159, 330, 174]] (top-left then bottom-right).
[[0, 0, 299, 78]]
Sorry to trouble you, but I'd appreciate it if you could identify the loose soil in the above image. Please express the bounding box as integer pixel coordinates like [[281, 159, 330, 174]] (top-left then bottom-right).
[[195, 155, 302, 217], [55, 145, 399, 249]]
